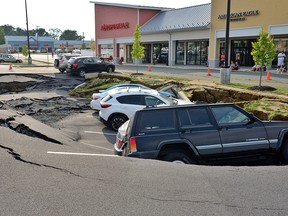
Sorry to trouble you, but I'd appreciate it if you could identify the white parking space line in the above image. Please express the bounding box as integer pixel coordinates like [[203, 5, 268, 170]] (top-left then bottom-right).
[[80, 141, 114, 152], [84, 131, 116, 136], [47, 151, 118, 157]]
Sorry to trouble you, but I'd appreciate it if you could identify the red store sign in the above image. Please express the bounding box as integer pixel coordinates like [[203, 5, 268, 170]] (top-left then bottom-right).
[[101, 22, 129, 31]]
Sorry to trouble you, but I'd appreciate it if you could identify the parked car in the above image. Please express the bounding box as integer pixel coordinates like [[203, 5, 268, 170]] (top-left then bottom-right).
[[116, 103, 288, 165], [0, 54, 22, 63], [114, 119, 130, 156], [99, 87, 192, 131], [90, 84, 151, 111], [54, 53, 81, 72], [66, 56, 115, 77], [90, 84, 176, 111], [8, 49, 17, 54]]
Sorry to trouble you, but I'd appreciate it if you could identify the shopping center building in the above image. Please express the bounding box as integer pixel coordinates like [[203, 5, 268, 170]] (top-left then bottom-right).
[[91, 0, 288, 68]]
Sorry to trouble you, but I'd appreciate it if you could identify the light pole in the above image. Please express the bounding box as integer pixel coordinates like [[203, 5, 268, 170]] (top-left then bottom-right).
[[25, 0, 32, 64], [36, 25, 40, 51], [224, 0, 231, 68], [220, 0, 231, 84]]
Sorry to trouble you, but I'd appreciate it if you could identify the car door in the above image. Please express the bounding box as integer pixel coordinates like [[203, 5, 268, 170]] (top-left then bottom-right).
[[210, 105, 269, 154], [117, 95, 146, 118], [177, 107, 222, 156], [83, 57, 96, 72], [91, 57, 106, 72]]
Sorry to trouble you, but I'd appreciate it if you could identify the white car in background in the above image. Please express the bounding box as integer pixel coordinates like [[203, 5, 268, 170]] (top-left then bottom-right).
[[90, 84, 151, 111], [98, 87, 192, 131], [90, 84, 182, 111]]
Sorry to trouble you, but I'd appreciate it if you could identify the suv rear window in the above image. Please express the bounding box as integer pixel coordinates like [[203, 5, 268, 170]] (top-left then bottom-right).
[[137, 109, 176, 132]]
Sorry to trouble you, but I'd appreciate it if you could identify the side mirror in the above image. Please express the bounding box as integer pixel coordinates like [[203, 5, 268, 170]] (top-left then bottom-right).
[[246, 114, 255, 125]]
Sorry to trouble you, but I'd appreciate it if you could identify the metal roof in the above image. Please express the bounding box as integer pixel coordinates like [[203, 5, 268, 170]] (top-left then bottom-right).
[[90, 1, 171, 11], [141, 3, 211, 34]]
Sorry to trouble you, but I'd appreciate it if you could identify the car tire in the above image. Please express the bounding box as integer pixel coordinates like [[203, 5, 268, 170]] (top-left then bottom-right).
[[106, 66, 113, 73], [281, 139, 288, 164], [79, 69, 86, 78], [59, 69, 65, 73], [109, 114, 128, 131], [16, 60, 20, 63], [0, 60, 4, 63], [54, 60, 59, 67], [162, 152, 195, 164]]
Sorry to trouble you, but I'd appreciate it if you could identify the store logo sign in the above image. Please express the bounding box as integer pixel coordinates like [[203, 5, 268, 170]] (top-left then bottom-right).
[[218, 10, 259, 21], [101, 22, 130, 31]]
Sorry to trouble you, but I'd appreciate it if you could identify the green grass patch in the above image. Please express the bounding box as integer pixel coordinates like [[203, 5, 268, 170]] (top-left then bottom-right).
[[243, 99, 288, 120]]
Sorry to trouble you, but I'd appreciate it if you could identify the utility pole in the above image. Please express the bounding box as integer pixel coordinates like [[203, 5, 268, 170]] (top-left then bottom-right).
[[25, 0, 32, 64], [220, 0, 231, 84]]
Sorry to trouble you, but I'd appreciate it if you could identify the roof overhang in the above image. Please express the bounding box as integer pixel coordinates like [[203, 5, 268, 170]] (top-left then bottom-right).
[[89, 1, 172, 11]]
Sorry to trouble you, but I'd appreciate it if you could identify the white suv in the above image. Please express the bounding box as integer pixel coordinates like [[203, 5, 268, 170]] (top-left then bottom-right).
[[99, 87, 192, 131], [54, 53, 81, 72]]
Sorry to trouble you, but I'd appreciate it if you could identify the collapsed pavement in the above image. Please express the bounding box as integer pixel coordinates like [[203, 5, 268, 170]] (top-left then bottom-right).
[[0, 74, 90, 144]]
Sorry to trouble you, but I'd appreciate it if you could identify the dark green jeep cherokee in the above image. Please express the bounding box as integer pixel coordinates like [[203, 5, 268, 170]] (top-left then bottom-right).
[[115, 103, 288, 165]]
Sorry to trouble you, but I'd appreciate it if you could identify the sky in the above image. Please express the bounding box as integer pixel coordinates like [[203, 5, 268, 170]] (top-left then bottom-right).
[[1, 0, 211, 40]]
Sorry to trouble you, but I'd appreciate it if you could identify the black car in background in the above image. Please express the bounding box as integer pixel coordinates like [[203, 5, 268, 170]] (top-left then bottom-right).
[[66, 56, 115, 77]]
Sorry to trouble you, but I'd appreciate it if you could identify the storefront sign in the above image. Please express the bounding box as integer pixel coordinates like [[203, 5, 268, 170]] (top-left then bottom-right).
[[101, 22, 130, 31], [218, 10, 259, 21]]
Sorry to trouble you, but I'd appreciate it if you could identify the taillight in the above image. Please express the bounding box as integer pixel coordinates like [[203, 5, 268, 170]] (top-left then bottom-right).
[[92, 95, 100, 100], [100, 103, 112, 108], [116, 137, 123, 149], [72, 63, 78, 68], [129, 136, 137, 153]]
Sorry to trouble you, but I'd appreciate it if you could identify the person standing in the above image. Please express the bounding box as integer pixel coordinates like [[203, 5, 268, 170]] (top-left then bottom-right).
[[220, 53, 225, 67], [277, 51, 286, 69]]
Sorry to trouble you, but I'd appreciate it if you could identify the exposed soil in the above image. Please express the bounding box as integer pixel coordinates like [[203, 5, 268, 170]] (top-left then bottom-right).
[[0, 72, 287, 144]]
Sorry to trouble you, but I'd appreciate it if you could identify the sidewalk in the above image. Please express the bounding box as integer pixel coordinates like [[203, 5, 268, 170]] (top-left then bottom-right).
[[1, 55, 287, 89]]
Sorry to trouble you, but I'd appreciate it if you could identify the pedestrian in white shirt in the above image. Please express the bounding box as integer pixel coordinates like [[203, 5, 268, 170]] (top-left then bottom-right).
[[277, 51, 286, 69]]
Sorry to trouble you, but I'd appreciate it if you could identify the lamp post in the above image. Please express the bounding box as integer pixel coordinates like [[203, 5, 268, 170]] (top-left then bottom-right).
[[220, 0, 231, 84], [25, 0, 32, 64], [224, 0, 231, 68], [36, 25, 40, 51]]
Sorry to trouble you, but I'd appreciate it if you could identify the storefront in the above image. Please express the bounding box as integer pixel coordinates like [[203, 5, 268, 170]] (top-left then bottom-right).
[[91, 0, 288, 67], [91, 1, 210, 66], [209, 0, 288, 68]]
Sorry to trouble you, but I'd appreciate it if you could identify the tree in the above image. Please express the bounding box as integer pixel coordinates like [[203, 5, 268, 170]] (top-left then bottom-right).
[[131, 24, 145, 73], [49, 28, 62, 40], [81, 43, 86, 50], [60, 30, 82, 40], [90, 38, 96, 53], [22, 44, 28, 58], [0, 27, 5, 45], [251, 31, 276, 90]]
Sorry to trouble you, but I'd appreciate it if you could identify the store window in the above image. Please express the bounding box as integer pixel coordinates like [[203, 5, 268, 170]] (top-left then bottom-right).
[[143, 44, 151, 64], [176, 41, 184, 65], [153, 43, 168, 64], [186, 41, 208, 65], [273, 38, 288, 68], [100, 44, 113, 58]]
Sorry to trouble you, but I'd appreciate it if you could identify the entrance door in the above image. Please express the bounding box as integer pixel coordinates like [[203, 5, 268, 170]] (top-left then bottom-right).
[[231, 40, 256, 66]]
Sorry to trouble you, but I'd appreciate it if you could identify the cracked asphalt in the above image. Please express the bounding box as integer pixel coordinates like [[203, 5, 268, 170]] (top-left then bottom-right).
[[0, 73, 91, 141], [1, 67, 288, 216]]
